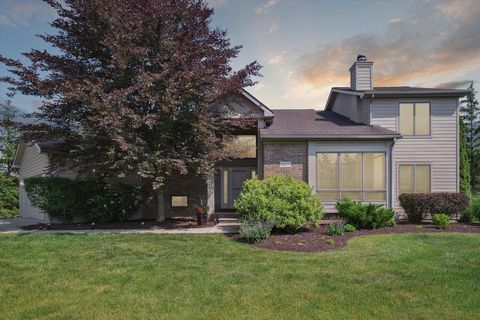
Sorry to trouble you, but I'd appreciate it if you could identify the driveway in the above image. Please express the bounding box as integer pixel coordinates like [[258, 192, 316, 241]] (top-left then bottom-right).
[[0, 217, 36, 233]]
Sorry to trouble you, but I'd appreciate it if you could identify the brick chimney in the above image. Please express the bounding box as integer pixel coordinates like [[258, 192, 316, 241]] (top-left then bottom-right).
[[349, 54, 373, 91]]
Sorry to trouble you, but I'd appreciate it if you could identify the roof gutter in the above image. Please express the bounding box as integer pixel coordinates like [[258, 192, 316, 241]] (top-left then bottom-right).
[[362, 90, 468, 97], [260, 134, 401, 140]]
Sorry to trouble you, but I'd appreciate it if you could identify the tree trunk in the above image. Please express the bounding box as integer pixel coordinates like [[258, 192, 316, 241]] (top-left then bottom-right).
[[156, 189, 166, 222]]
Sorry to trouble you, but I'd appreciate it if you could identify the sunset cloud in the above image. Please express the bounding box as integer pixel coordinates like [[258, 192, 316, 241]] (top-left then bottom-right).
[[266, 52, 285, 65], [435, 80, 473, 89], [255, 0, 279, 14], [294, 0, 480, 93]]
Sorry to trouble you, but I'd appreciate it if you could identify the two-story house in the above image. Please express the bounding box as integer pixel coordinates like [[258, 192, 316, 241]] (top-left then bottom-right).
[[13, 55, 468, 222]]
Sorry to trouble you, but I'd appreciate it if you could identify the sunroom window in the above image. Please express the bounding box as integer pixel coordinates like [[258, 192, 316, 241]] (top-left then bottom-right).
[[316, 152, 386, 201]]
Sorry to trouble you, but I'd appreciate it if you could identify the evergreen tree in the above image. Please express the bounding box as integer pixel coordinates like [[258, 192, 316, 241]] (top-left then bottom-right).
[[459, 117, 471, 195], [0, 100, 20, 176], [460, 82, 480, 192]]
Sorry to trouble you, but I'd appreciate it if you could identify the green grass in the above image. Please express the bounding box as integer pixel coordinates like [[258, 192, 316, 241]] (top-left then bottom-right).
[[0, 233, 479, 319]]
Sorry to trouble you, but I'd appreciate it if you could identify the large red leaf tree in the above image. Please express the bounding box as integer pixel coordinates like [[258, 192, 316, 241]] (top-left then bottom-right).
[[0, 0, 261, 220]]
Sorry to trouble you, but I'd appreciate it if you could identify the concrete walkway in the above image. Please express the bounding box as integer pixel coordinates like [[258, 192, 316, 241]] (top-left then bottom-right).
[[0, 218, 239, 235], [0, 217, 37, 233]]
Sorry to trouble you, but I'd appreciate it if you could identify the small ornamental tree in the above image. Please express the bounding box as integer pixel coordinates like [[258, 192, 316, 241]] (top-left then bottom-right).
[[0, 0, 261, 221], [460, 82, 480, 191]]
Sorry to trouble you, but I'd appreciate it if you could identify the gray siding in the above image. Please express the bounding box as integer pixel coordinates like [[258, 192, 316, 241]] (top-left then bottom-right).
[[19, 144, 50, 222], [355, 66, 372, 91], [331, 93, 369, 124], [370, 97, 459, 214]]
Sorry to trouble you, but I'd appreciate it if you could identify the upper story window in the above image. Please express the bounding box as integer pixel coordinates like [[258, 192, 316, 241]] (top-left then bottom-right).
[[227, 135, 256, 158], [399, 103, 430, 136]]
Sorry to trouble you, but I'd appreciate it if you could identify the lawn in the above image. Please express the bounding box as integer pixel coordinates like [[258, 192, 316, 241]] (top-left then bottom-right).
[[0, 233, 479, 319]]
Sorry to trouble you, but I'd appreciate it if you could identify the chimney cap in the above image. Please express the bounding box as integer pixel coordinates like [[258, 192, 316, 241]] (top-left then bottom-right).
[[357, 54, 367, 62]]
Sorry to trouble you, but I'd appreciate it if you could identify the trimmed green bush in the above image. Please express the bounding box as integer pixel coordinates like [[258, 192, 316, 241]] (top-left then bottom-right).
[[239, 216, 274, 243], [344, 224, 356, 232], [25, 177, 79, 223], [461, 195, 480, 222], [86, 183, 141, 223], [24, 177, 141, 223], [399, 193, 470, 223], [234, 175, 324, 231], [335, 198, 395, 229], [432, 214, 450, 229], [325, 222, 344, 236], [0, 174, 18, 218]]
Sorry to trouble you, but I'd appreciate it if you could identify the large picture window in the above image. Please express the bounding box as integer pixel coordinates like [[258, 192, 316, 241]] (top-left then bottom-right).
[[316, 152, 386, 201], [226, 135, 256, 158], [399, 102, 430, 136], [399, 164, 430, 194]]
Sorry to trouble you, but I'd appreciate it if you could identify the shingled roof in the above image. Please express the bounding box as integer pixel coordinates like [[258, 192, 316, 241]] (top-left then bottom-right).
[[260, 109, 400, 139]]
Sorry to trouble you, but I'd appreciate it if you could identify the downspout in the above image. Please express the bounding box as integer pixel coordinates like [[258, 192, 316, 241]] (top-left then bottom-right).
[[389, 138, 396, 210]]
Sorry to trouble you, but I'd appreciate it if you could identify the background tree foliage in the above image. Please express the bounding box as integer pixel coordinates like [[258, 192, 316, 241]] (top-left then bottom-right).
[[459, 118, 471, 195], [0, 0, 260, 220], [0, 100, 20, 218], [0, 100, 20, 176], [460, 82, 480, 192]]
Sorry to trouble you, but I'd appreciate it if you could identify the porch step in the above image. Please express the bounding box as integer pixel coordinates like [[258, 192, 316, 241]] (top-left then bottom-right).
[[215, 212, 238, 219], [217, 217, 239, 223]]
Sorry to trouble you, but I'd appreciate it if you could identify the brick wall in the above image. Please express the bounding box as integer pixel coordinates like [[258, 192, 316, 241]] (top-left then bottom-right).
[[263, 142, 308, 181]]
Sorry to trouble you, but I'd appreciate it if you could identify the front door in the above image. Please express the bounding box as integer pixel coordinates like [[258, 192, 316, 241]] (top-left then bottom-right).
[[220, 167, 256, 209]]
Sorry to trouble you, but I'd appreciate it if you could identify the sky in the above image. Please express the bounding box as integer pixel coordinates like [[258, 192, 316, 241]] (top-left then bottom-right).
[[0, 0, 479, 113]]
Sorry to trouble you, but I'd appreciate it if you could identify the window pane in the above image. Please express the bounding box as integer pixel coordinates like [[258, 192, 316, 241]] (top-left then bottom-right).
[[399, 103, 414, 135], [399, 165, 414, 194], [317, 191, 339, 201], [171, 196, 188, 207], [416, 165, 430, 193], [317, 153, 338, 190], [228, 135, 256, 158], [364, 153, 385, 190], [340, 153, 361, 189], [364, 191, 386, 201], [340, 191, 362, 200], [415, 103, 430, 135], [223, 170, 228, 204]]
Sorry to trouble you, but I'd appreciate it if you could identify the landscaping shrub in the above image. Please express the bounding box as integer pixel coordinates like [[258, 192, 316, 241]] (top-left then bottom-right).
[[461, 195, 480, 223], [25, 177, 79, 223], [25, 177, 141, 223], [344, 224, 356, 232], [86, 183, 141, 222], [234, 175, 324, 231], [335, 198, 395, 229], [325, 223, 344, 236], [239, 216, 274, 243], [399, 193, 470, 223], [0, 174, 18, 218], [432, 214, 450, 229]]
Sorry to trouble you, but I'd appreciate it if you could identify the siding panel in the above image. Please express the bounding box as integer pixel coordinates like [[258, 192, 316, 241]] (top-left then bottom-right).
[[18, 144, 50, 222], [331, 93, 369, 124], [370, 97, 458, 216]]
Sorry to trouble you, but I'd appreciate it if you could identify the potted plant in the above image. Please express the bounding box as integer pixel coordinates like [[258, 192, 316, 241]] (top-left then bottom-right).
[[196, 197, 209, 225]]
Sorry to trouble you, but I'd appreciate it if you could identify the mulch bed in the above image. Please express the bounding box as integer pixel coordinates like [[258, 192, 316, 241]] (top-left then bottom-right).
[[21, 219, 216, 231], [231, 222, 480, 253]]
